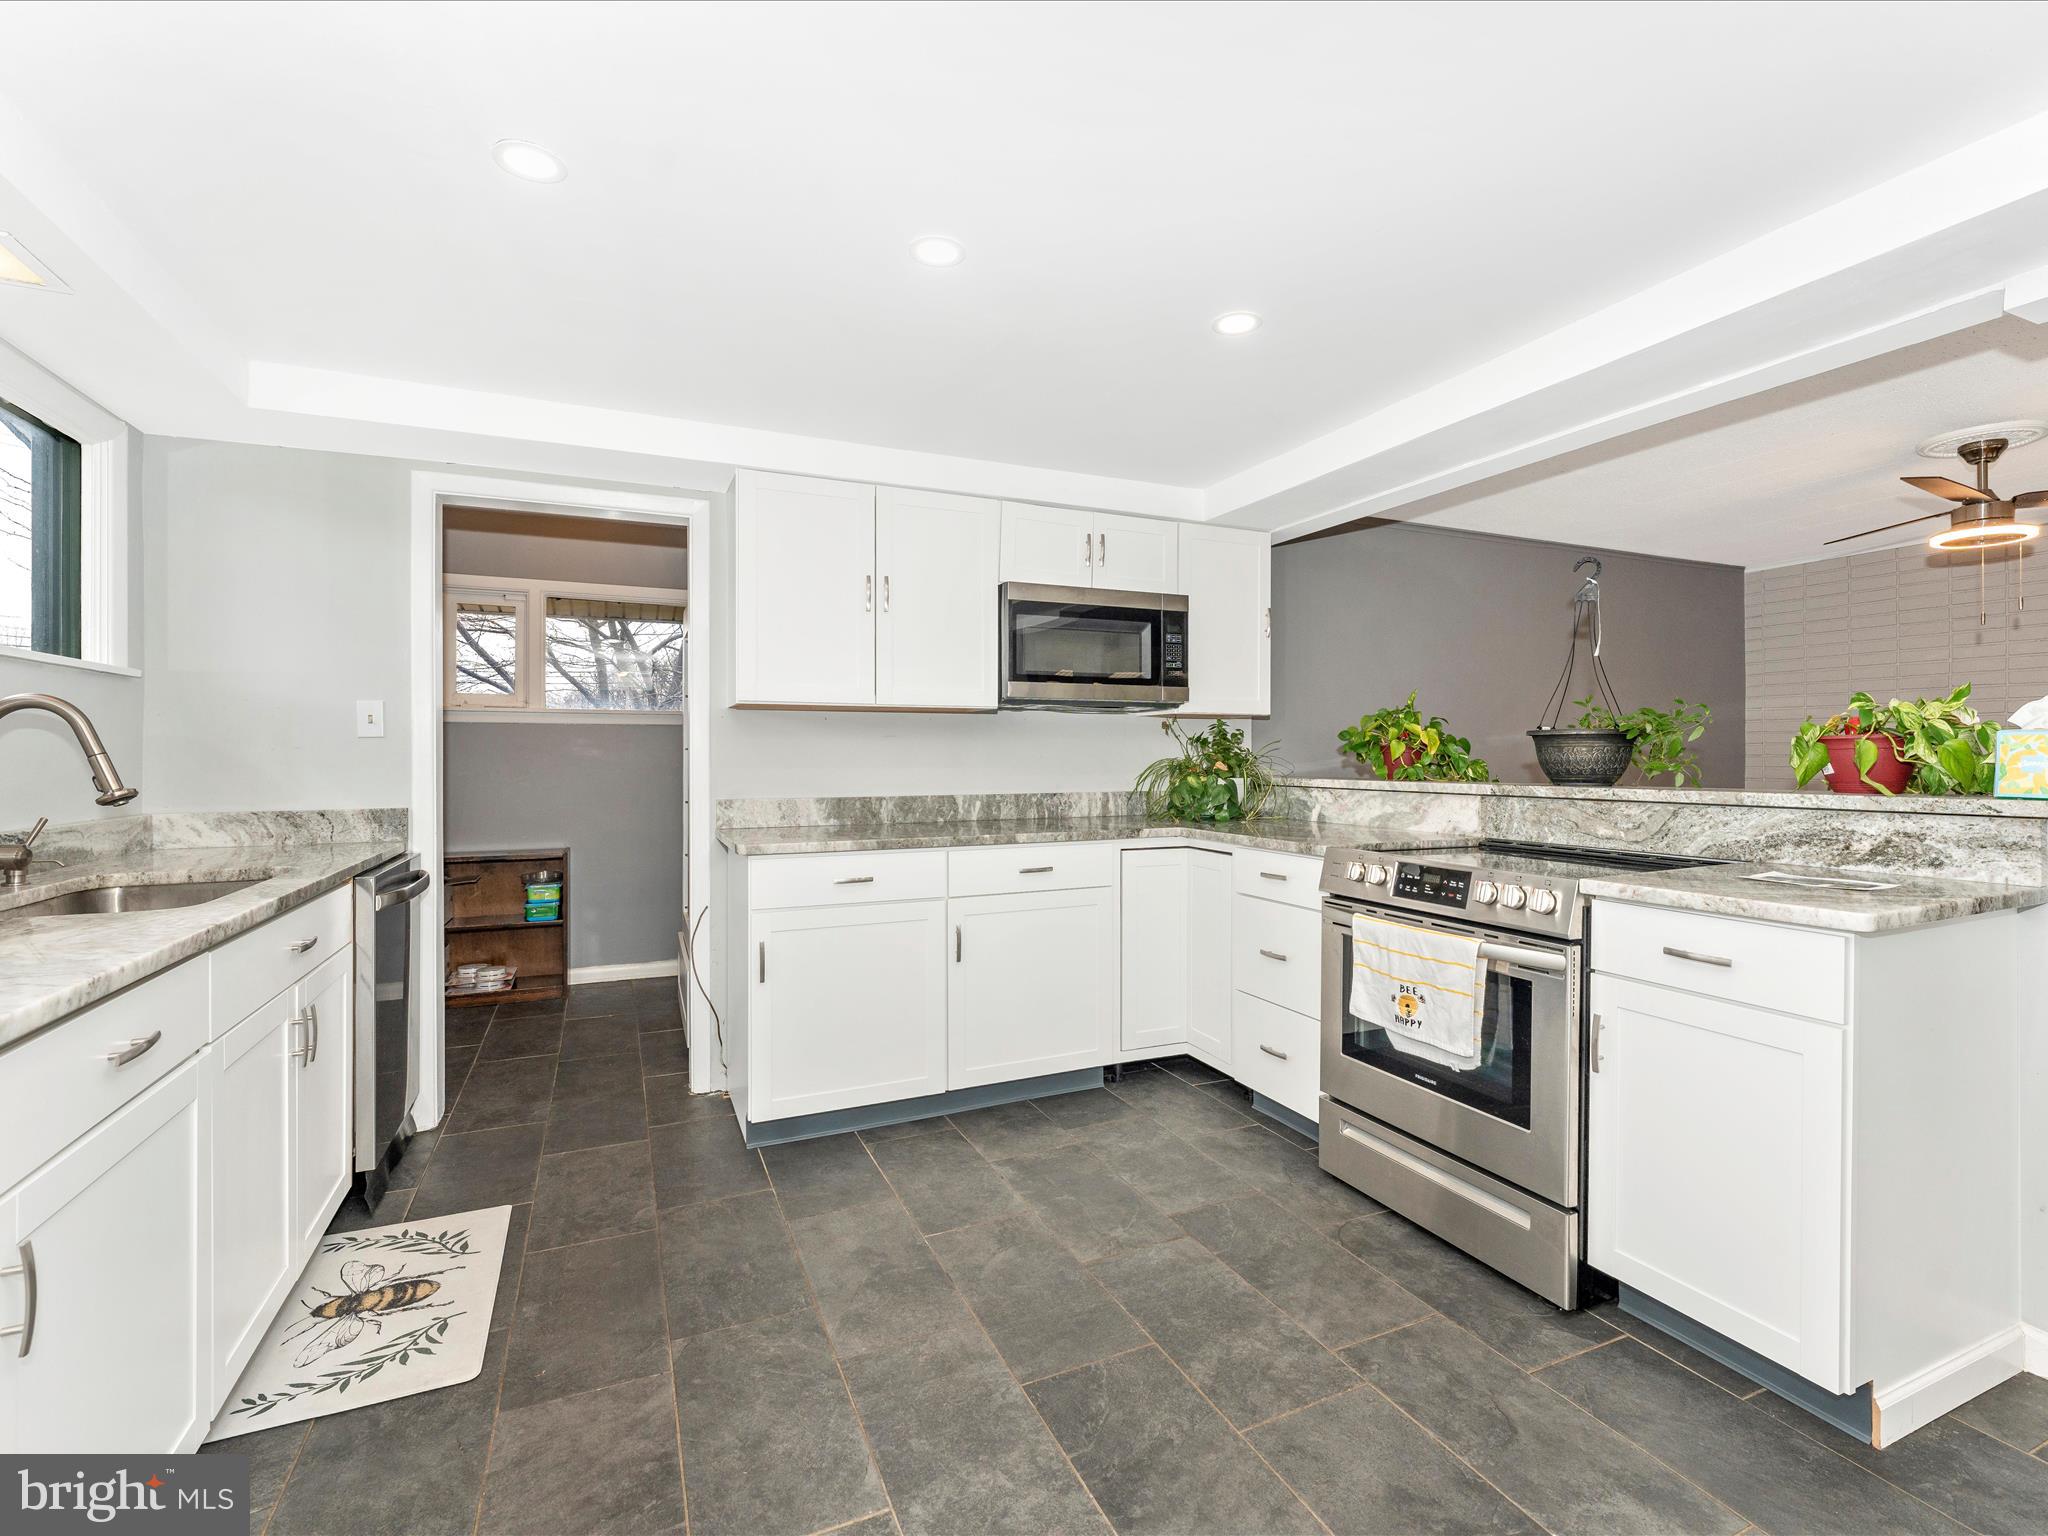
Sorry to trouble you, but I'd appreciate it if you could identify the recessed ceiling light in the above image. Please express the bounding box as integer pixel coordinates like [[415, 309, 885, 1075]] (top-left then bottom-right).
[[492, 139, 567, 184], [1212, 311, 1262, 336], [0, 233, 67, 292], [911, 235, 965, 268]]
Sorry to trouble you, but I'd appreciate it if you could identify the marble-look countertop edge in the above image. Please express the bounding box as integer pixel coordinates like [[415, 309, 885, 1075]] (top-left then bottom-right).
[[1272, 777, 2048, 819], [716, 818, 1339, 858]]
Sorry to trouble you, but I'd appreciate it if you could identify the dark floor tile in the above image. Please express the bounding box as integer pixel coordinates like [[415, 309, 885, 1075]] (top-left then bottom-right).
[[1334, 1211, 1613, 1368], [1093, 1238, 1356, 1430], [1951, 1371, 2048, 1453], [994, 1143, 1181, 1264], [840, 1517, 899, 1535], [565, 980, 639, 1019], [645, 1073, 725, 1128], [500, 1230, 668, 1410], [1255, 1115, 1319, 1150], [789, 1198, 978, 1365], [857, 1114, 952, 1145], [560, 1014, 642, 1060], [1191, 1125, 1383, 1229], [1542, 1337, 1966, 1535], [443, 1054, 557, 1133], [408, 1122, 546, 1219], [660, 1189, 810, 1340], [650, 1114, 766, 1210], [1346, 1315, 1744, 1536], [844, 1328, 1108, 1536], [1177, 1193, 1430, 1348], [631, 976, 680, 1004], [948, 1100, 1075, 1160], [637, 1004, 685, 1036], [1032, 1086, 1144, 1133], [1753, 1389, 2048, 1536], [928, 1213, 1144, 1383], [268, 1328, 507, 1536], [1108, 1067, 1259, 1137], [544, 1052, 650, 1153], [443, 1045, 479, 1100], [1029, 1346, 1320, 1535], [1071, 1109, 1255, 1215], [1156, 1054, 1232, 1087], [493, 996, 566, 1022], [1249, 1385, 1541, 1536], [492, 1203, 530, 1325], [1586, 1298, 1762, 1398], [762, 1132, 896, 1219], [325, 1183, 416, 1232], [477, 1012, 565, 1062], [639, 1029, 689, 1075], [445, 1007, 494, 1049], [200, 1419, 307, 1526], [480, 1371, 684, 1535], [528, 1140, 655, 1251], [385, 1126, 440, 1191], [869, 1127, 1025, 1235], [675, 1308, 886, 1536]]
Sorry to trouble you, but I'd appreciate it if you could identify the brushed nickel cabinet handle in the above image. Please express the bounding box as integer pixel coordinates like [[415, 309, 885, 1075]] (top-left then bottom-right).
[[102, 1031, 161, 1067], [1258, 948, 1288, 963], [955, 925, 962, 962], [1019, 865, 1054, 875], [1258, 870, 1288, 882], [0, 1240, 36, 1357], [289, 1011, 312, 1061], [1264, 606, 1271, 638], [758, 941, 766, 984], [1661, 946, 1732, 968], [833, 876, 875, 886], [1099, 531, 1107, 565], [1259, 1043, 1289, 1061], [287, 935, 319, 955], [865, 574, 873, 612], [306, 1003, 319, 1066], [1589, 1012, 1603, 1073], [883, 575, 891, 613], [1084, 532, 1094, 568]]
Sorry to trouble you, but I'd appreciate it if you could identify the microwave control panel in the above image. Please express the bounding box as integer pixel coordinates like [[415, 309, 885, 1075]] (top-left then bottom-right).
[[1394, 862, 1470, 908]]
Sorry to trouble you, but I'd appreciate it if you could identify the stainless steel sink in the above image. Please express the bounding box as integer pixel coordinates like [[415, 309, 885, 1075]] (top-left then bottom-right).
[[5, 878, 267, 918]]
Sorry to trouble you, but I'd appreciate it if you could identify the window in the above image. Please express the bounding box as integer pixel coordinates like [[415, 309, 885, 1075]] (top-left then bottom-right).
[[450, 592, 524, 701], [445, 576, 687, 718], [543, 597, 686, 712], [1, 396, 83, 659]]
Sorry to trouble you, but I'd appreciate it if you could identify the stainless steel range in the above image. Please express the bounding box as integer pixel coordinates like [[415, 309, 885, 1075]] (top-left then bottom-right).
[[1315, 839, 1719, 1307]]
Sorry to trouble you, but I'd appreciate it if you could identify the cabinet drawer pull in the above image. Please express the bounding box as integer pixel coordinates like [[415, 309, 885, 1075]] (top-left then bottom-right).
[[287, 935, 320, 955], [1589, 1012, 1602, 1074], [0, 1240, 36, 1357], [1018, 865, 1054, 875], [289, 1011, 313, 1061], [305, 1004, 320, 1066], [832, 876, 875, 886], [1661, 945, 1732, 968], [101, 1031, 161, 1067], [758, 941, 766, 984], [1258, 948, 1288, 963], [1258, 1043, 1289, 1061], [955, 925, 963, 962], [882, 574, 891, 613], [864, 574, 873, 612], [1258, 870, 1288, 882]]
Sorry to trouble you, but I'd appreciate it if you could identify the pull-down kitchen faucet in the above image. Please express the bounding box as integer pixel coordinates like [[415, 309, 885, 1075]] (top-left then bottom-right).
[[0, 693, 140, 883]]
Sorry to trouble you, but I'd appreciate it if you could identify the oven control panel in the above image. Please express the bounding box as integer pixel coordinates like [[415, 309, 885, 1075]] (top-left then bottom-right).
[[1393, 862, 1470, 908]]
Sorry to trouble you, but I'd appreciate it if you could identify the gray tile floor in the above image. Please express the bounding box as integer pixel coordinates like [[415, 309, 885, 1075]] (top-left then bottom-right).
[[205, 1007, 2048, 1536]]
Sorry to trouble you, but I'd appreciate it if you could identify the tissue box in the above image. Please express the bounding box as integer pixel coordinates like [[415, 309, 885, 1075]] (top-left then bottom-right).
[[1993, 730, 2048, 799]]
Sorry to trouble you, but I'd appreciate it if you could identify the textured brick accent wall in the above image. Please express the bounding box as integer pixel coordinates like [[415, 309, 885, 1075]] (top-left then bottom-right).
[[1744, 546, 2048, 788]]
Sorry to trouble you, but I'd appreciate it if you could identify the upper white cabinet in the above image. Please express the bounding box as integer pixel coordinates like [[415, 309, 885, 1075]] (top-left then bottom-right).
[[876, 486, 1000, 710], [1000, 503, 1178, 592], [1178, 523, 1271, 717], [735, 471, 878, 706], [1093, 512, 1178, 591]]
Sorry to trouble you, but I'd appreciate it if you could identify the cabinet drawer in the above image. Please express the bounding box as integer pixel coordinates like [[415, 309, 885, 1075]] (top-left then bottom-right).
[[1592, 901, 1846, 1024], [212, 884, 352, 1032], [1232, 895, 1320, 1016], [748, 849, 947, 911], [1234, 991, 1319, 1122], [1231, 849, 1321, 910], [0, 957, 209, 1194], [948, 842, 1116, 898]]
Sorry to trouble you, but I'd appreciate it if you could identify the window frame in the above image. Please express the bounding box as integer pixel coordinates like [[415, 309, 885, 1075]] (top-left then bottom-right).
[[442, 571, 688, 724]]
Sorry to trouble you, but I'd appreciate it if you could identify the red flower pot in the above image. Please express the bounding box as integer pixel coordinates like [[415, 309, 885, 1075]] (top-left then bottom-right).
[[1383, 745, 1420, 778], [1819, 732, 1912, 794]]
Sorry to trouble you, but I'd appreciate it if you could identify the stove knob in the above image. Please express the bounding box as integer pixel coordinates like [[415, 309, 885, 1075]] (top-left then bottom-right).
[[1527, 887, 1560, 916], [1498, 884, 1527, 910], [1472, 880, 1499, 905], [1344, 860, 1367, 883], [1365, 864, 1390, 886]]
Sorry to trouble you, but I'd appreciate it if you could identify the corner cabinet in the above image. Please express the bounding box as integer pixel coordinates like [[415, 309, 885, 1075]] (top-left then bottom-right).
[[1177, 523, 1271, 718]]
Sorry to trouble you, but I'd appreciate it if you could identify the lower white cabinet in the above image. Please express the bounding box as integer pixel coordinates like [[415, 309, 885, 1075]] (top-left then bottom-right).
[[1186, 851, 1233, 1063], [951, 886, 1116, 1087], [1587, 973, 1845, 1389], [1233, 991, 1320, 1122], [207, 991, 297, 1404], [291, 951, 354, 1255], [1117, 848, 1231, 1063], [749, 900, 949, 1121]]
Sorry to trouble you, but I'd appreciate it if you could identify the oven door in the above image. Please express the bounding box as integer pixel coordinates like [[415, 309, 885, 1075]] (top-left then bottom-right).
[[1000, 582, 1188, 708], [1320, 904, 1580, 1208]]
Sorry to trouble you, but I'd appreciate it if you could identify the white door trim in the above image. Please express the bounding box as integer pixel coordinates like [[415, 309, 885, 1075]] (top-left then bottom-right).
[[409, 470, 715, 1123]]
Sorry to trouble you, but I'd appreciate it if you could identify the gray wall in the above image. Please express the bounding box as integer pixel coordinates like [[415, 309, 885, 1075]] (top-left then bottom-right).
[[1266, 521, 1747, 786], [444, 505, 688, 587], [1744, 546, 2046, 790]]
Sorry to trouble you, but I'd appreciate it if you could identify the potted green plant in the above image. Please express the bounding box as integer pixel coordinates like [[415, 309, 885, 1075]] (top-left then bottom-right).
[[1790, 686, 1999, 795], [1134, 719, 1283, 823], [1338, 693, 1490, 782], [1545, 696, 1712, 788]]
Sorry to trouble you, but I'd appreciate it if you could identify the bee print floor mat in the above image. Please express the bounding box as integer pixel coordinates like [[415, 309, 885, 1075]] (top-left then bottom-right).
[[204, 1205, 512, 1440]]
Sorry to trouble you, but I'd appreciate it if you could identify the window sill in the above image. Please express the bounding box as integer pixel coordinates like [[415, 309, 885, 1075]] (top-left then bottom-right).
[[0, 644, 142, 679], [444, 708, 684, 727]]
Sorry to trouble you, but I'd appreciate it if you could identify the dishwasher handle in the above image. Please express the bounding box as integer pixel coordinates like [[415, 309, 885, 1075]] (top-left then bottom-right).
[[376, 868, 433, 911]]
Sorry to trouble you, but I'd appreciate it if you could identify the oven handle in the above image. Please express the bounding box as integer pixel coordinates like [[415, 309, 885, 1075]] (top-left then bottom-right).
[[1477, 942, 1568, 975]]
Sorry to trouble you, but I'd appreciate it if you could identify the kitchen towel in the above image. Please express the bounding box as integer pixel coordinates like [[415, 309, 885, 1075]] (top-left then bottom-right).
[[1348, 913, 1487, 1070]]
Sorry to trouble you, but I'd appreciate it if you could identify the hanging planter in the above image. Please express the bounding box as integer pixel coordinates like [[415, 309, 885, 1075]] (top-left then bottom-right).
[[1530, 558, 1632, 787]]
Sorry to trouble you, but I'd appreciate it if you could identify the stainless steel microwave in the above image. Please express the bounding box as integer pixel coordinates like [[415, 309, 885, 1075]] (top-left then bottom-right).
[[999, 582, 1189, 709]]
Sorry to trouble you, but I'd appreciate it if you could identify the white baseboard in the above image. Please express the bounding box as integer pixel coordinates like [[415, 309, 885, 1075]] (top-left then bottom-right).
[[567, 960, 682, 986], [2024, 1323, 2048, 1377], [1874, 1326, 2026, 1446]]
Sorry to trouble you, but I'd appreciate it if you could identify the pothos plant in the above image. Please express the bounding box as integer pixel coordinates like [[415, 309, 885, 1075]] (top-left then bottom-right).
[[1134, 719, 1283, 823], [1790, 686, 2000, 795], [1570, 696, 1712, 788], [1337, 692, 1490, 782]]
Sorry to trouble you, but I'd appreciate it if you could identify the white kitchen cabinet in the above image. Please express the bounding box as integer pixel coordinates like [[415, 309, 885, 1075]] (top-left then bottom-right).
[[749, 900, 949, 1121], [950, 886, 1116, 1087], [1234, 990, 1319, 1121], [0, 1057, 211, 1454], [290, 950, 354, 1256], [734, 470, 877, 706], [999, 502, 1094, 588], [1186, 851, 1233, 1063], [1177, 523, 1271, 717], [876, 487, 1000, 709], [1093, 512, 1178, 591], [207, 991, 297, 1405], [1120, 849, 1191, 1052]]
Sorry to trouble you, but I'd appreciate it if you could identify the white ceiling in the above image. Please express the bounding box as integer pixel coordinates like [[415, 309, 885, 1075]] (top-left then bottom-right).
[[9, 0, 2048, 500]]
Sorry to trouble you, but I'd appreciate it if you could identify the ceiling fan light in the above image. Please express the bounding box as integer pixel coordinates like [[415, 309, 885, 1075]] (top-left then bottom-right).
[[1928, 521, 2038, 551]]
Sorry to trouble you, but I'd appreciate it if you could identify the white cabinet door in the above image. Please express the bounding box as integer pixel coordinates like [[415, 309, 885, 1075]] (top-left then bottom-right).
[[1186, 851, 1233, 1064], [290, 951, 354, 1256], [208, 991, 296, 1405], [876, 487, 1000, 709], [999, 502, 1094, 588], [751, 901, 948, 1121], [2, 1057, 210, 1453], [1178, 523, 1271, 717], [1587, 975, 1846, 1389], [1120, 849, 1189, 1052], [735, 470, 877, 705], [1093, 512, 1178, 593], [951, 887, 1116, 1088]]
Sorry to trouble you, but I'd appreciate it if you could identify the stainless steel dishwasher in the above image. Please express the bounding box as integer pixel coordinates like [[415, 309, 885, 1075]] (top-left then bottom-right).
[[354, 854, 431, 1205]]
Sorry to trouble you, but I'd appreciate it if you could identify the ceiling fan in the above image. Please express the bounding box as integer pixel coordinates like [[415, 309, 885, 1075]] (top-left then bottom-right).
[[1826, 420, 2047, 549]]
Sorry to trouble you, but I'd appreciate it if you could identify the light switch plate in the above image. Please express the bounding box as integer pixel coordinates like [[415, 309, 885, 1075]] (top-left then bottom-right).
[[356, 699, 386, 738]]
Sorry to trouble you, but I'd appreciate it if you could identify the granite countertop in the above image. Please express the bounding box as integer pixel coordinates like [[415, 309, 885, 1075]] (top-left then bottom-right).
[[717, 816, 1343, 858], [0, 840, 405, 1050], [1577, 861, 2043, 933], [1274, 775, 2048, 818]]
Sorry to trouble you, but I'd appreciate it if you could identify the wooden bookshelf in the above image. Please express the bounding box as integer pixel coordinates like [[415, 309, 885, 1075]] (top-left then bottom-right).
[[445, 847, 569, 1007]]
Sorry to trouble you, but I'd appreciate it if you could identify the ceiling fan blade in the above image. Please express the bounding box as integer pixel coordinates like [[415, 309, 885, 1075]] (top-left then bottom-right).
[[1901, 475, 1993, 503], [2013, 489, 2048, 509], [1824, 511, 1950, 545]]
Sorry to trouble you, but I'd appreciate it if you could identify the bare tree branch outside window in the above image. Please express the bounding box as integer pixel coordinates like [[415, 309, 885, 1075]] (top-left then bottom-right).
[[544, 598, 685, 711]]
